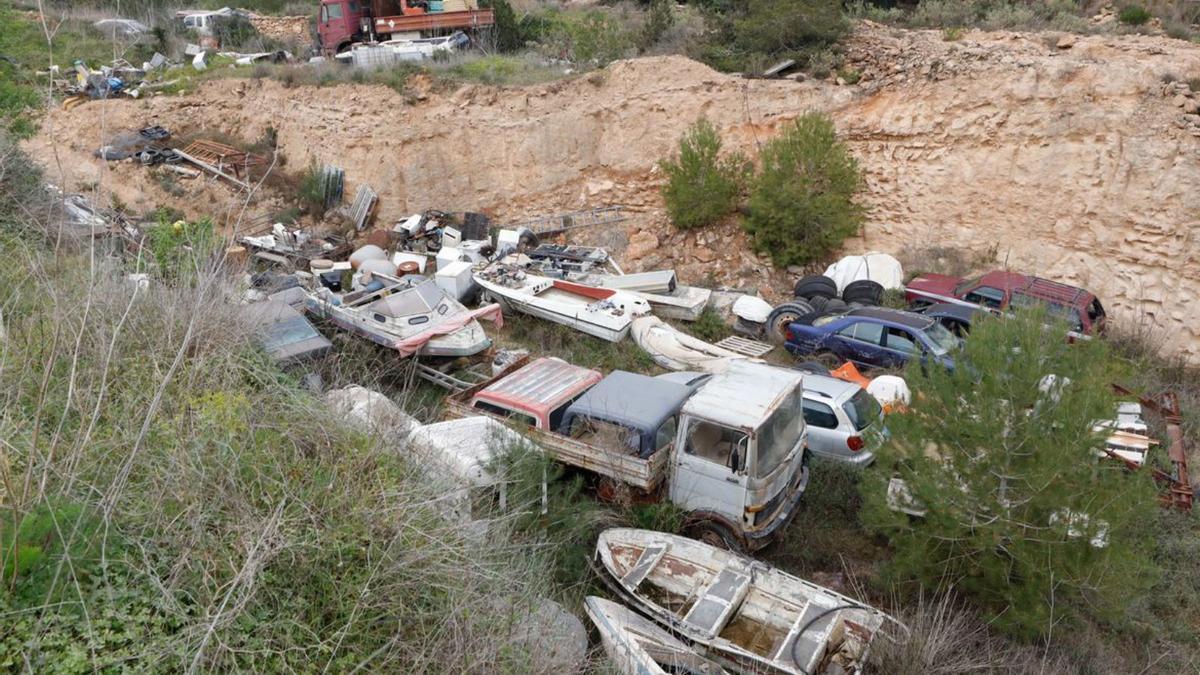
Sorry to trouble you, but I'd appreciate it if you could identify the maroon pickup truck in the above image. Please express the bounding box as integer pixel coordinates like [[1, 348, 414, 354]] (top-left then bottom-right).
[[905, 270, 1106, 336]]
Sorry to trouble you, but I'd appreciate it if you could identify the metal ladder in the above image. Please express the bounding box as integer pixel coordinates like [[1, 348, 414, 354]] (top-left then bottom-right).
[[508, 206, 627, 237]]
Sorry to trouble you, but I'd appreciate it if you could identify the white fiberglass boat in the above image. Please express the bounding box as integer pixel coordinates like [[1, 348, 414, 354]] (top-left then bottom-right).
[[305, 275, 501, 357], [475, 264, 651, 342]]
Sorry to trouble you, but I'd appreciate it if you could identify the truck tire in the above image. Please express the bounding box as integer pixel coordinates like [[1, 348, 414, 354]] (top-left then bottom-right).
[[823, 298, 848, 314], [765, 301, 813, 344], [842, 280, 884, 306], [807, 295, 830, 313], [686, 521, 744, 554], [794, 275, 838, 301]]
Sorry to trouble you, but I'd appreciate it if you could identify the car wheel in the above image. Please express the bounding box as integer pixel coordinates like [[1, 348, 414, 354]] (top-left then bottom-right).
[[765, 301, 813, 344], [794, 275, 838, 301], [843, 280, 884, 306], [815, 350, 843, 369]]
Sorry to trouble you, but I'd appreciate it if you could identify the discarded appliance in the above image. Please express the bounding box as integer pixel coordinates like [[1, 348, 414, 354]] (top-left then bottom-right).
[[304, 273, 501, 358], [583, 270, 712, 322], [342, 184, 378, 232], [585, 596, 729, 675], [823, 252, 904, 293], [239, 299, 332, 366], [435, 260, 476, 302], [474, 264, 651, 342], [593, 528, 893, 675], [630, 316, 745, 374]]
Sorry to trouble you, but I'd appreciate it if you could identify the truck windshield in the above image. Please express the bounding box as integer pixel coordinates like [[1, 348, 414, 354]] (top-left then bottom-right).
[[755, 389, 805, 478], [842, 389, 881, 431]]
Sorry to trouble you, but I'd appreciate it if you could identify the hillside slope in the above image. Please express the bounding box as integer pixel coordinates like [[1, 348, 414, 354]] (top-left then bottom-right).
[[26, 22, 1200, 360]]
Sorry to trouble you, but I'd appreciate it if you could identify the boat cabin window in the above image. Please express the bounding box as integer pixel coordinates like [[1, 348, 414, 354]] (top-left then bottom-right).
[[408, 316, 429, 325], [685, 420, 748, 471], [472, 401, 537, 429], [373, 313, 387, 323]]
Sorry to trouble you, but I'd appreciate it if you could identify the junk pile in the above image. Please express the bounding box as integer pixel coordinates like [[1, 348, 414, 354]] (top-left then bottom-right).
[[95, 126, 271, 189], [339, 31, 470, 68]]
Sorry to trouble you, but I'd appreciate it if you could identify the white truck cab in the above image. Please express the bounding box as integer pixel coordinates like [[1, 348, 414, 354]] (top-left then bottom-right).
[[670, 361, 809, 549]]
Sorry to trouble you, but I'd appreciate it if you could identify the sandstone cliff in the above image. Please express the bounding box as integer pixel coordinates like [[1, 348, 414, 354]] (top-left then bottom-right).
[[25, 22, 1200, 360]]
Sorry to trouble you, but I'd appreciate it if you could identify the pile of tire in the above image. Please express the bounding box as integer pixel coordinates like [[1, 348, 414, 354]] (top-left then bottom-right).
[[794, 274, 885, 308]]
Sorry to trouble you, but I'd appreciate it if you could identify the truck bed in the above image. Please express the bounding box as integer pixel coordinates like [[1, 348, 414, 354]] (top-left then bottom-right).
[[443, 388, 669, 493], [374, 9, 495, 35]]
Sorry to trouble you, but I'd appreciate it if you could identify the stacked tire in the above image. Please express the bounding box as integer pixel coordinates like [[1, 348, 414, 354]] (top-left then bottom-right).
[[793, 275, 838, 302], [842, 280, 884, 307]]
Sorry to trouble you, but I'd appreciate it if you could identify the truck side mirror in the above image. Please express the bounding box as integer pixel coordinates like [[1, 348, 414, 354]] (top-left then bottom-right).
[[729, 448, 741, 473]]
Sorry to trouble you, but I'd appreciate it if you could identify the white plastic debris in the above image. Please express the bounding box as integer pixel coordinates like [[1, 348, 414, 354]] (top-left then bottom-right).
[[823, 252, 904, 292], [731, 295, 773, 323], [192, 51, 208, 71], [867, 375, 911, 409]]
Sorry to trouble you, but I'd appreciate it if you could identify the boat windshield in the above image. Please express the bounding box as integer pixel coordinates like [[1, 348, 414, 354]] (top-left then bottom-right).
[[755, 388, 805, 478]]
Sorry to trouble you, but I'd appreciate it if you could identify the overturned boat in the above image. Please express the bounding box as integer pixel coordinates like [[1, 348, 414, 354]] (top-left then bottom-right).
[[594, 528, 892, 675], [585, 596, 729, 675], [475, 264, 651, 342], [305, 274, 501, 357]]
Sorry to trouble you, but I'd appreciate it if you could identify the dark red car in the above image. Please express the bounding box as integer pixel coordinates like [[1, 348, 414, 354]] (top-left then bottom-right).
[[904, 270, 1106, 336]]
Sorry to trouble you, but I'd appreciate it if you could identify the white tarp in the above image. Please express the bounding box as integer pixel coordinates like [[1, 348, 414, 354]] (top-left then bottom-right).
[[823, 252, 904, 292]]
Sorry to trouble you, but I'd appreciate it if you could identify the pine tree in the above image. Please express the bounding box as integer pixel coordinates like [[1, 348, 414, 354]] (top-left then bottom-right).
[[860, 309, 1160, 637]]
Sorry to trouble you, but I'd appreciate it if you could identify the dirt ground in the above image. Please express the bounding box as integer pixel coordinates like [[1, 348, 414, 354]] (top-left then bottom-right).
[[24, 22, 1200, 362]]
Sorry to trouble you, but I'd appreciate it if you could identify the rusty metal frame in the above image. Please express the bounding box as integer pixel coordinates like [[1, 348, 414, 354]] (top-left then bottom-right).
[[1112, 383, 1193, 512]]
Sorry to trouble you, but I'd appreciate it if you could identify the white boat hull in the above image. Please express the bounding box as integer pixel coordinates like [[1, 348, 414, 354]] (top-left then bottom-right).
[[475, 274, 647, 343]]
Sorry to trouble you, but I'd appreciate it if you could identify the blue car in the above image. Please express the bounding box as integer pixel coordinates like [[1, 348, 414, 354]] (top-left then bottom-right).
[[784, 307, 960, 371]]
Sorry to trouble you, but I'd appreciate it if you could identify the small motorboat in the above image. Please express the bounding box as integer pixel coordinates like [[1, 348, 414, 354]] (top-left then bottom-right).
[[594, 528, 892, 675], [585, 596, 729, 675], [305, 274, 501, 357], [475, 264, 651, 342]]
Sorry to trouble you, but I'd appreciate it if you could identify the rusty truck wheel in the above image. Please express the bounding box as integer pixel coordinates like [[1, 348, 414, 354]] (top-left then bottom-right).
[[687, 521, 744, 554]]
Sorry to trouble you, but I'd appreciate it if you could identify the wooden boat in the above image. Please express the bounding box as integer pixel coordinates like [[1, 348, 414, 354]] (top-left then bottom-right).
[[594, 528, 891, 675], [585, 596, 729, 675], [305, 275, 500, 357], [475, 264, 651, 342]]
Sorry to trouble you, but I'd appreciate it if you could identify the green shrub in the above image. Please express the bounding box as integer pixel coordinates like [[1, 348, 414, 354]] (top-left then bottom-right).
[[733, 0, 848, 58], [860, 309, 1161, 637], [942, 26, 964, 41], [639, 0, 675, 52], [1118, 5, 1152, 25], [659, 118, 745, 230], [146, 213, 217, 280], [537, 9, 635, 65], [742, 113, 864, 267], [690, 308, 732, 342]]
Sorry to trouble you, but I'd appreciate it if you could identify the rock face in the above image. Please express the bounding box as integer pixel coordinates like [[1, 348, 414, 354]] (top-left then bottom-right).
[[25, 23, 1200, 361], [248, 15, 310, 47]]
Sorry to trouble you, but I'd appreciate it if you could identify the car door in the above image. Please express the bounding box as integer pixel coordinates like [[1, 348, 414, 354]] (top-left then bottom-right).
[[670, 418, 748, 523], [832, 321, 885, 368], [880, 325, 921, 368], [801, 397, 845, 459]]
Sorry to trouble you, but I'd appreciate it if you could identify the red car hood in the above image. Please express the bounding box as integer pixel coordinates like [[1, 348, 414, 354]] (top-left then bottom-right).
[[905, 273, 962, 300]]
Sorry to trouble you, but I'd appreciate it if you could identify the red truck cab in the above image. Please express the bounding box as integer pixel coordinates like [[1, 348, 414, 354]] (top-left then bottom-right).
[[317, 0, 494, 55], [905, 270, 1106, 336]]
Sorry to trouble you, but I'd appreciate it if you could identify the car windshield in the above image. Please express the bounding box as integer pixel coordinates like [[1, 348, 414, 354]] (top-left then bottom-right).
[[923, 320, 960, 356], [842, 389, 881, 431], [755, 388, 805, 478], [953, 275, 981, 295]]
